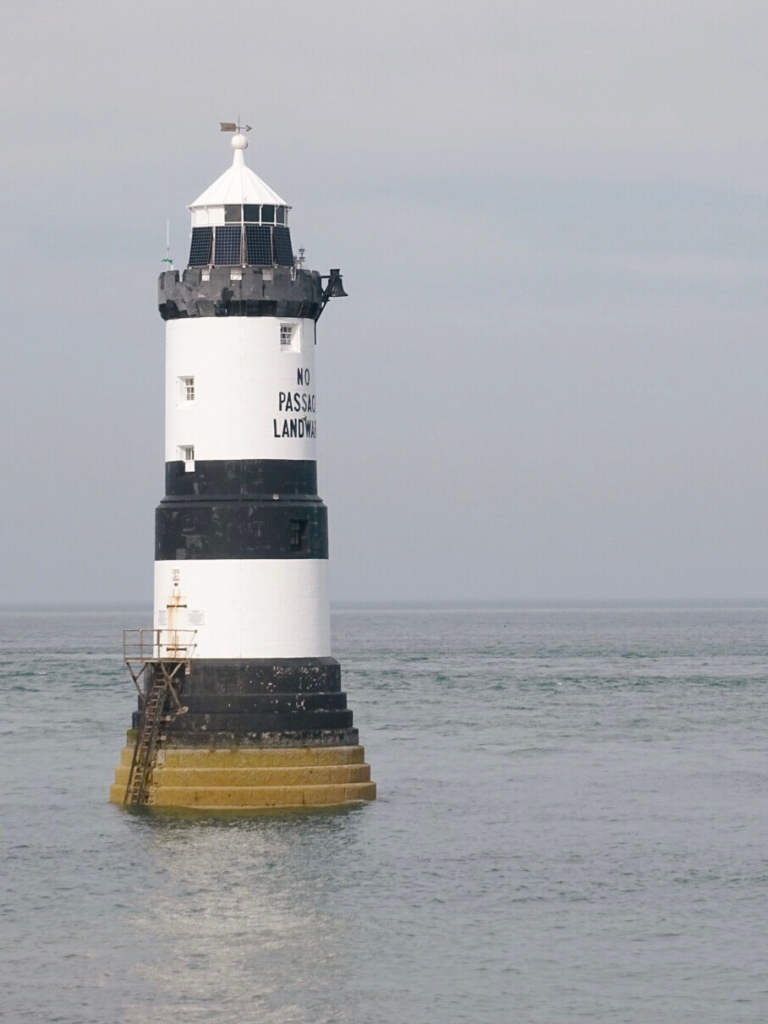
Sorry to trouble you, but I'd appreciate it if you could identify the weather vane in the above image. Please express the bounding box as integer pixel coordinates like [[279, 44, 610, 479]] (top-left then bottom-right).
[[220, 121, 252, 133]]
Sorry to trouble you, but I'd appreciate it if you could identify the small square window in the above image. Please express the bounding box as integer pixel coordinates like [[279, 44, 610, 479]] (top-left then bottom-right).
[[290, 519, 307, 552], [280, 324, 295, 348], [261, 205, 275, 224], [179, 445, 195, 468], [179, 376, 195, 402]]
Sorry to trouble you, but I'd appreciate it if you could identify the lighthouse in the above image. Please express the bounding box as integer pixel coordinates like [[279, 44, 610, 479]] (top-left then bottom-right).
[[110, 127, 375, 809]]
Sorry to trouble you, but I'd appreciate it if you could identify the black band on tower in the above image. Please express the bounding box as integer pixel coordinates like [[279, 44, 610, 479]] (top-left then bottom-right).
[[156, 499, 328, 560], [131, 657, 359, 749], [179, 657, 342, 693], [158, 458, 328, 560], [165, 459, 318, 498]]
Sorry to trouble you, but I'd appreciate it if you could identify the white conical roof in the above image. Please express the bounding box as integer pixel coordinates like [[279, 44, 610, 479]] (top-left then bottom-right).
[[189, 133, 288, 209]]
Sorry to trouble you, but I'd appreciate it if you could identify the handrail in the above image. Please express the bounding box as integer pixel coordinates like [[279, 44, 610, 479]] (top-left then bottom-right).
[[123, 628, 198, 663]]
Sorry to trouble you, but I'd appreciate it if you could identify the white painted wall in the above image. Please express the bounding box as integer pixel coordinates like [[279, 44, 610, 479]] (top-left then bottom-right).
[[165, 317, 318, 463], [153, 559, 331, 659]]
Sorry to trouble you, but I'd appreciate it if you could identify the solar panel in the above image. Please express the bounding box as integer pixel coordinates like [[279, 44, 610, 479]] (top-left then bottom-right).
[[188, 227, 212, 266], [214, 225, 242, 265], [273, 225, 294, 266], [245, 225, 273, 265]]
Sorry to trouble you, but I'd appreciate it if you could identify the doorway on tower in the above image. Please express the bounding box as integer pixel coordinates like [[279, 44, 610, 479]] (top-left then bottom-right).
[[289, 519, 308, 552]]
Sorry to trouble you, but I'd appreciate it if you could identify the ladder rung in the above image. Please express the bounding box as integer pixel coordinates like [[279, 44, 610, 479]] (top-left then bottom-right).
[[124, 677, 175, 805]]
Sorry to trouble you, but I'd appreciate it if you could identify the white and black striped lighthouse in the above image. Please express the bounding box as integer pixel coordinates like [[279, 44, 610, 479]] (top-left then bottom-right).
[[110, 128, 375, 809]]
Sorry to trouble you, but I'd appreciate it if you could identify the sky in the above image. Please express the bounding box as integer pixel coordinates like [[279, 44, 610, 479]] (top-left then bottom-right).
[[2, 0, 768, 604]]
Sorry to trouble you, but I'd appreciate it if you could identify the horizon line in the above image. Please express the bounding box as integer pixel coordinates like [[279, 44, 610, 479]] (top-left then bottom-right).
[[2, 597, 768, 613]]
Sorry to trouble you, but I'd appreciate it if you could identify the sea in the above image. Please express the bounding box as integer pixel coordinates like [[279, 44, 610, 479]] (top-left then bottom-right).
[[0, 603, 766, 1023]]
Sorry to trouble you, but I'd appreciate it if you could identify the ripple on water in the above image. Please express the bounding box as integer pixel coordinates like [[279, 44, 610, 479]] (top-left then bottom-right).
[[0, 605, 767, 1023]]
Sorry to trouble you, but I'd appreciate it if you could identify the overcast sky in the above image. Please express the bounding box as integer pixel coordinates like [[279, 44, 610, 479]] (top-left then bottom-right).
[[2, 0, 768, 604]]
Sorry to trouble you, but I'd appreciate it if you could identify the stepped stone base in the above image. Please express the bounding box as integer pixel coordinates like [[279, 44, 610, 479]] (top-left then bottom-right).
[[109, 737, 376, 809]]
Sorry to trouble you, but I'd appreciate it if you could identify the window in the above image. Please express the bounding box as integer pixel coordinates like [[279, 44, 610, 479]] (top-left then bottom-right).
[[290, 520, 307, 552], [224, 205, 242, 223], [243, 204, 260, 222], [179, 376, 195, 402], [179, 447, 195, 474], [280, 324, 295, 348], [276, 207, 285, 225], [261, 205, 275, 224]]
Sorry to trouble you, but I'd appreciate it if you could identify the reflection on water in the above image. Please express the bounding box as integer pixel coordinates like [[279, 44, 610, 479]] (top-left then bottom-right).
[[124, 810, 366, 1023]]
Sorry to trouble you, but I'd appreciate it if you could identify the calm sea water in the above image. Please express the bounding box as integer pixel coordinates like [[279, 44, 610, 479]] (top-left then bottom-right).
[[0, 604, 766, 1023]]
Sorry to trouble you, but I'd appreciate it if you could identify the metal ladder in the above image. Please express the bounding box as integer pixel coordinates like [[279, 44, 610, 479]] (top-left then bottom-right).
[[124, 665, 183, 806], [121, 629, 196, 806]]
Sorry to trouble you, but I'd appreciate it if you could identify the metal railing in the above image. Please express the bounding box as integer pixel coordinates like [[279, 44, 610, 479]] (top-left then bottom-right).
[[123, 628, 197, 663], [122, 629, 197, 698]]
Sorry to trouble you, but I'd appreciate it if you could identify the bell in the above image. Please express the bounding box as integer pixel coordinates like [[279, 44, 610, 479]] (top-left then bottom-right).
[[326, 269, 348, 298]]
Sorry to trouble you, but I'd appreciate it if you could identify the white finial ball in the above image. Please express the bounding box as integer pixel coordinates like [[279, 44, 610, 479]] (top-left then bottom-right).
[[232, 133, 249, 150]]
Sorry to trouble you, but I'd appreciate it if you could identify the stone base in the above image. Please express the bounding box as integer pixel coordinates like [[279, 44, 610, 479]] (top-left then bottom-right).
[[109, 738, 376, 809]]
